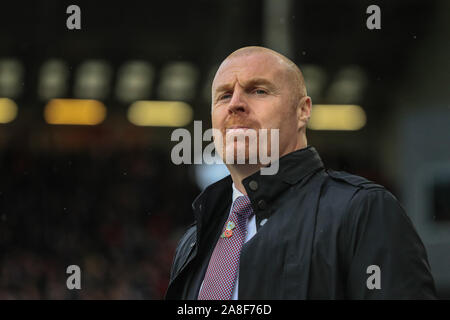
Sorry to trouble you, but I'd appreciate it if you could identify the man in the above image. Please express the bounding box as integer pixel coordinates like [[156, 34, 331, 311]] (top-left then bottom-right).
[[165, 46, 437, 299]]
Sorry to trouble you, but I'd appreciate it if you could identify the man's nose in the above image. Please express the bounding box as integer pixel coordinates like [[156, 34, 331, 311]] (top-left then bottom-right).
[[227, 86, 248, 114]]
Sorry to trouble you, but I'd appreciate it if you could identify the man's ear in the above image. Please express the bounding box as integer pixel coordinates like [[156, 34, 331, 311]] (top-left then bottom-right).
[[297, 96, 312, 129]]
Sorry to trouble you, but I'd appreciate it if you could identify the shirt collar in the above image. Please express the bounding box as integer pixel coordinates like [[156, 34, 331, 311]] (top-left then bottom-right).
[[232, 182, 245, 203]]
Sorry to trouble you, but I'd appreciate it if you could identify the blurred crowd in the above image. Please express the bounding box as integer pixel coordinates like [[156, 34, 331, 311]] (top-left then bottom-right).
[[0, 131, 395, 300], [0, 145, 200, 299]]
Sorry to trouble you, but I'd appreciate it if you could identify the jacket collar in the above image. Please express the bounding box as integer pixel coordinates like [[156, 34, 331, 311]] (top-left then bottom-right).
[[192, 146, 324, 228]]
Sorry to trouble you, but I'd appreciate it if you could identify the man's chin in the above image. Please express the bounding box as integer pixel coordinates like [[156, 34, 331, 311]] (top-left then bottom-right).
[[221, 146, 259, 165]]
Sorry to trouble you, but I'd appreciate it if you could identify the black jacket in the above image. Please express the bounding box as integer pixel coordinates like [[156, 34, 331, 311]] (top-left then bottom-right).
[[165, 146, 437, 299]]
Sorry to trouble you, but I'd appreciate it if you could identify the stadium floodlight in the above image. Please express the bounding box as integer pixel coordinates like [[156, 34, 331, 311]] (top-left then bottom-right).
[[326, 65, 368, 105], [44, 99, 106, 125], [157, 62, 199, 101], [0, 98, 18, 124], [307, 104, 366, 131], [74, 60, 112, 100], [0, 59, 24, 98], [301, 64, 328, 103], [127, 100, 193, 127], [115, 60, 154, 103], [38, 59, 69, 100]]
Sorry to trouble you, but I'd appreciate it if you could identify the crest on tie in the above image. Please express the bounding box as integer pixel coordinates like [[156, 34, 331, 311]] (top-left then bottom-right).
[[221, 220, 236, 238]]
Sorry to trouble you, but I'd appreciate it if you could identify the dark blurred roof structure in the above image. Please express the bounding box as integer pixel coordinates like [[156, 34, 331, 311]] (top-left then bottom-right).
[[0, 0, 438, 112]]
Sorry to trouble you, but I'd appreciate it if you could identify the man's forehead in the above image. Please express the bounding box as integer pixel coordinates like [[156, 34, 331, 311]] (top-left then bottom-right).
[[212, 53, 286, 89]]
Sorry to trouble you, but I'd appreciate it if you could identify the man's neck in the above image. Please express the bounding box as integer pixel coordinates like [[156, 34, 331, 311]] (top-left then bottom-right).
[[227, 164, 262, 195]]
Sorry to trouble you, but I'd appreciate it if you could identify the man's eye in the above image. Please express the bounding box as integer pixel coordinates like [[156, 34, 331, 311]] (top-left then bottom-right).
[[254, 89, 267, 95], [219, 94, 231, 100]]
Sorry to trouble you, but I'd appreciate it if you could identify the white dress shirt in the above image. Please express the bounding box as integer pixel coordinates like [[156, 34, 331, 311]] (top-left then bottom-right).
[[199, 183, 257, 300]]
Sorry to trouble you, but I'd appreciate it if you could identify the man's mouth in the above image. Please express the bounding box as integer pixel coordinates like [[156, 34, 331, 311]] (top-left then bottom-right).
[[225, 126, 250, 133]]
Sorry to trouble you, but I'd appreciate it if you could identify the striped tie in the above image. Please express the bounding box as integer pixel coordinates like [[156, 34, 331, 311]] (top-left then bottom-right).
[[198, 195, 253, 300]]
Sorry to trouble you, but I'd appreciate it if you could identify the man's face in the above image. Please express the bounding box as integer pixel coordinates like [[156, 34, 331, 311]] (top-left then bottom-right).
[[211, 52, 302, 164]]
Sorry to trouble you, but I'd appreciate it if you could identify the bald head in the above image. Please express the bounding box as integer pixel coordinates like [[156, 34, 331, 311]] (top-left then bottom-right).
[[211, 46, 312, 169], [215, 46, 307, 101]]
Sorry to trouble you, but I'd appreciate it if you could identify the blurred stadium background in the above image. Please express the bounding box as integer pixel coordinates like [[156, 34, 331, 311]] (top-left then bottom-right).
[[0, 0, 449, 299]]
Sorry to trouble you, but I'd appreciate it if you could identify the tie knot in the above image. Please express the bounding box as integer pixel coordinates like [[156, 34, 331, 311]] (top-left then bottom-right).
[[232, 195, 253, 219]]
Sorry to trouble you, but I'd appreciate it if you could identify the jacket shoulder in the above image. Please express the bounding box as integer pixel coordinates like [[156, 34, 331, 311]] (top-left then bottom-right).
[[324, 169, 407, 235], [318, 169, 390, 219], [325, 169, 385, 192]]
